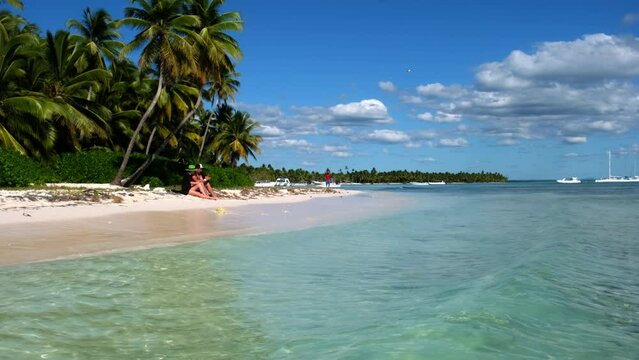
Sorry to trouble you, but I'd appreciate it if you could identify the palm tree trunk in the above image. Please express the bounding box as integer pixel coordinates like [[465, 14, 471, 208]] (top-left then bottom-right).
[[124, 94, 202, 187], [197, 101, 216, 160], [145, 126, 157, 155], [111, 71, 163, 185]]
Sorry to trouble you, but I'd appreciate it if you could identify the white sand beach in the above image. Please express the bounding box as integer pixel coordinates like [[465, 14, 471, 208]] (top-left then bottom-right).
[[0, 185, 407, 266]]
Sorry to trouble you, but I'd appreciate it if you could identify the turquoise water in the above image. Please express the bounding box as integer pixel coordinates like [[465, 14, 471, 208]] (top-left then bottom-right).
[[1, 182, 638, 359]]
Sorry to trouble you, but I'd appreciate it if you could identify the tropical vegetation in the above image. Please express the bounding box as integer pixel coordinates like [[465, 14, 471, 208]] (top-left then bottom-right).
[[244, 165, 507, 184], [0, 0, 261, 187]]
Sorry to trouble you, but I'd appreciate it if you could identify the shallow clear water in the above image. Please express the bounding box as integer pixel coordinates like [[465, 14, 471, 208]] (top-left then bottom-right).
[[1, 182, 638, 359]]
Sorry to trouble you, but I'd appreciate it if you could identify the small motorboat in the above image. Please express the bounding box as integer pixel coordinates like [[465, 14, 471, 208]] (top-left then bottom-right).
[[557, 177, 581, 184]]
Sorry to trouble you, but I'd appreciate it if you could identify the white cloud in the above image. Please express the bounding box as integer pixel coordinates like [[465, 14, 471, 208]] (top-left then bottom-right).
[[258, 125, 284, 137], [416, 111, 462, 123], [378, 81, 396, 92], [327, 126, 353, 135], [330, 99, 393, 124], [438, 137, 469, 147], [417, 112, 433, 121], [323, 145, 349, 152], [435, 111, 462, 123], [397, 34, 639, 144], [365, 129, 410, 143], [563, 136, 587, 144], [332, 151, 353, 158], [273, 139, 311, 148], [416, 156, 436, 162], [587, 120, 625, 133], [417, 83, 467, 98], [476, 34, 639, 89]]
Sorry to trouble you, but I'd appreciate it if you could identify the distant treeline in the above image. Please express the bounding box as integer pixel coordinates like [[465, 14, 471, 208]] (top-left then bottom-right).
[[243, 165, 508, 184]]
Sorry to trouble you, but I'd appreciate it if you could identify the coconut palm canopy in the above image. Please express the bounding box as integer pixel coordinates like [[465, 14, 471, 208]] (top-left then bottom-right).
[[0, 0, 261, 185]]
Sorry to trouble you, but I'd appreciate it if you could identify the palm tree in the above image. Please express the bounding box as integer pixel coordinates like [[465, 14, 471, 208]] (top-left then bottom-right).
[[40, 30, 112, 152], [0, 0, 23, 10], [0, 12, 56, 157], [144, 78, 199, 154], [183, 0, 242, 160], [213, 109, 261, 167], [112, 0, 199, 185], [122, 0, 244, 184], [198, 66, 239, 159], [67, 8, 123, 70]]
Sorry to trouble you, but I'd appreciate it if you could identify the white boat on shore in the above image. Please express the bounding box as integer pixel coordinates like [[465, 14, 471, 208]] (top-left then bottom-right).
[[274, 178, 291, 187], [254, 180, 276, 187], [557, 177, 581, 184], [409, 182, 429, 186], [428, 181, 446, 185], [595, 151, 639, 183]]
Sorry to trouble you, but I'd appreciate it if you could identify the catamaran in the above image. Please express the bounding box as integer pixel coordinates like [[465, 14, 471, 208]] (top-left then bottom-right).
[[595, 151, 639, 183]]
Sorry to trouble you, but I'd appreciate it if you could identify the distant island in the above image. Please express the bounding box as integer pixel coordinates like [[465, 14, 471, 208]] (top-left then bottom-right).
[[244, 165, 508, 184]]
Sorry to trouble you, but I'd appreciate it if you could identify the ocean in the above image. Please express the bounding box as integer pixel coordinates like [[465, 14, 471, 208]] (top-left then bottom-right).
[[1, 182, 638, 359]]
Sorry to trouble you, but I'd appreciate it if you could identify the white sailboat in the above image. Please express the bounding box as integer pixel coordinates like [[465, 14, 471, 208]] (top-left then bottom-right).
[[595, 151, 639, 183]]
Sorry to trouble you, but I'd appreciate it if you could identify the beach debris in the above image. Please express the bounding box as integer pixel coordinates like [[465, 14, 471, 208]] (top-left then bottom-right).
[[215, 207, 227, 215], [152, 187, 167, 194], [142, 184, 151, 191]]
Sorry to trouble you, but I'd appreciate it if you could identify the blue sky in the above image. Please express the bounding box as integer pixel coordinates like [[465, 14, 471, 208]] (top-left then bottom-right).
[[12, 0, 639, 179]]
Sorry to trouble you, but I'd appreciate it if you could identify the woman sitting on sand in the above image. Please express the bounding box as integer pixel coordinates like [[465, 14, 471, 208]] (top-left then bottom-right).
[[182, 164, 217, 200]]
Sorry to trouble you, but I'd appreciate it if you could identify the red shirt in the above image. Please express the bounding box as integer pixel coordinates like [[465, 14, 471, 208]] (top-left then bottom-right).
[[325, 173, 331, 181]]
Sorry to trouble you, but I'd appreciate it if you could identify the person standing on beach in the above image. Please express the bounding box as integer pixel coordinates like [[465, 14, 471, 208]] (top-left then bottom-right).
[[325, 169, 332, 189]]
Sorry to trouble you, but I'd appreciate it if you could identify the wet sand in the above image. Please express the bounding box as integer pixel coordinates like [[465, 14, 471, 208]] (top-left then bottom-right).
[[0, 191, 410, 266]]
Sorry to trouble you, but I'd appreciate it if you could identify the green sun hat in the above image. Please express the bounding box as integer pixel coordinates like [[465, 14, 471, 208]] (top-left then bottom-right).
[[186, 164, 196, 171]]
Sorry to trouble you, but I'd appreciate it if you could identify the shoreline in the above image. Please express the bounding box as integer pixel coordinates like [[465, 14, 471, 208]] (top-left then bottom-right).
[[0, 185, 409, 267]]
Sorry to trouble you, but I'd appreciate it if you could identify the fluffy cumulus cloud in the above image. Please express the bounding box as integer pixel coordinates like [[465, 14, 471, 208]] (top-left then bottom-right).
[[330, 99, 393, 124], [258, 125, 285, 137], [378, 81, 396, 92], [400, 34, 639, 146], [237, 99, 395, 141], [476, 34, 639, 88]]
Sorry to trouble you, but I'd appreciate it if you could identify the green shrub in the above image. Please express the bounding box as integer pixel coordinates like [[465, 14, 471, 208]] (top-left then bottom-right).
[[140, 176, 163, 188], [52, 149, 120, 183], [204, 166, 254, 188], [0, 150, 52, 187]]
